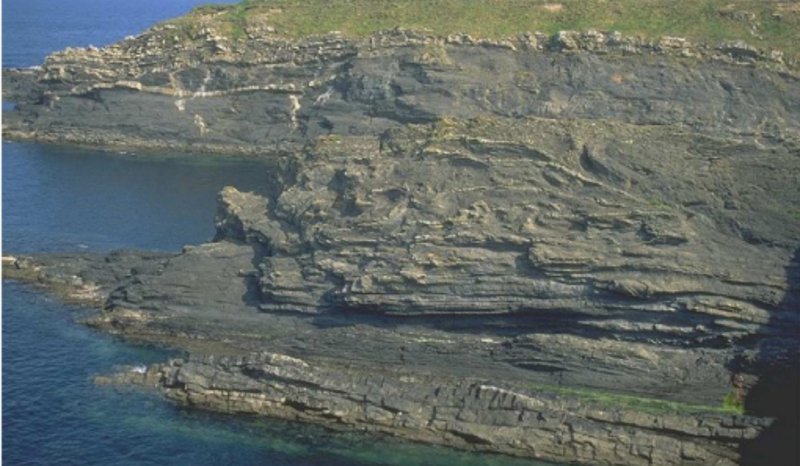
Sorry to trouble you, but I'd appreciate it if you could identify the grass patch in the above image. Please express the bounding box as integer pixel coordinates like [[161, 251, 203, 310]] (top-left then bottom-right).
[[646, 195, 672, 211], [179, 0, 799, 58], [723, 392, 745, 414], [526, 382, 745, 415], [220, 0, 256, 39], [190, 3, 230, 15]]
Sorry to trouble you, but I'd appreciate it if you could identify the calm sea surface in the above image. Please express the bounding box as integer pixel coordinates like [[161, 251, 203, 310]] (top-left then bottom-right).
[[2, 1, 555, 465]]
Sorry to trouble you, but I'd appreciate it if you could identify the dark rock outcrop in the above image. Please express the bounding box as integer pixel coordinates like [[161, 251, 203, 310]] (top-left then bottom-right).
[[96, 351, 772, 466], [5, 111, 799, 464], [3, 25, 798, 154], [3, 14, 800, 466]]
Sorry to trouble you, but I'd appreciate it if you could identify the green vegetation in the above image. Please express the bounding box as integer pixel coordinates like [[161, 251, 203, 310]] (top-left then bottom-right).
[[223, 0, 253, 39], [184, 0, 258, 38], [527, 382, 745, 415], [181, 0, 799, 58], [646, 195, 672, 212], [722, 392, 745, 413], [189, 3, 230, 15]]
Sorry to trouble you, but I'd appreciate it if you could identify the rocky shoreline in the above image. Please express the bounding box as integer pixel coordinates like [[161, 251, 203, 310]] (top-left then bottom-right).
[[1, 253, 782, 466], [97, 352, 772, 466], [4, 117, 798, 463], [3, 11, 800, 466]]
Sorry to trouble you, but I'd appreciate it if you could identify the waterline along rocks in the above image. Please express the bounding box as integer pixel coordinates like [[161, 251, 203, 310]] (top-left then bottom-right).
[[3, 4, 800, 466], [5, 114, 799, 464], [96, 351, 772, 466]]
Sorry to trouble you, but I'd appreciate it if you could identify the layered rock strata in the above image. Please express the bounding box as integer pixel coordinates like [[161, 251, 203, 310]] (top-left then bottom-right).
[[3, 13, 800, 466], [4, 113, 799, 465], [3, 24, 799, 153], [95, 352, 771, 466]]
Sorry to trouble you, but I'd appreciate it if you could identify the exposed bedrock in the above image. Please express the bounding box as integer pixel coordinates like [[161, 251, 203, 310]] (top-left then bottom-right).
[[3, 27, 799, 152], [215, 118, 799, 339], [5, 114, 799, 464], [100, 351, 772, 466], [3, 18, 800, 466]]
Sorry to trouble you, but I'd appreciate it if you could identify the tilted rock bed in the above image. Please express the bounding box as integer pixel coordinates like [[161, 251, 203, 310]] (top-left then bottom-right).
[[5, 114, 799, 465], [3, 27, 798, 154], [3, 19, 800, 466]]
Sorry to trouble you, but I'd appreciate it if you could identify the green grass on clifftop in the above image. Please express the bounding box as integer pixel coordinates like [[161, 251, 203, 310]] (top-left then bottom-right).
[[185, 0, 799, 57], [528, 382, 746, 416]]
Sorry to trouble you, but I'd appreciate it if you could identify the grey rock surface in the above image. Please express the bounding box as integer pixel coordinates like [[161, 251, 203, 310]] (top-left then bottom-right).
[[3, 19, 800, 466], [5, 112, 798, 464], [3, 27, 799, 153], [99, 351, 772, 466]]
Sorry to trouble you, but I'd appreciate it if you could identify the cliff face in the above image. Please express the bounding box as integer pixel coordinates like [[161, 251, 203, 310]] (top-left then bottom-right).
[[3, 23, 798, 153], [4, 14, 800, 466], [5, 111, 799, 463]]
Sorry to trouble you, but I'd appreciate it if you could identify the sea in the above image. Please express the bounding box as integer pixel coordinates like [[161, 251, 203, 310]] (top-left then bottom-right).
[[2, 1, 554, 464]]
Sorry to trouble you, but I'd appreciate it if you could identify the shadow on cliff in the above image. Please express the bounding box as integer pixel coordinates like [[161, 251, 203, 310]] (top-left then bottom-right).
[[738, 247, 800, 466], [241, 243, 269, 307]]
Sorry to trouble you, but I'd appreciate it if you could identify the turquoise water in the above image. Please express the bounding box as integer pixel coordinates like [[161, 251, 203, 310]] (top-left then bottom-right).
[[2, 281, 544, 466], [1, 143, 553, 466], [2, 1, 556, 464]]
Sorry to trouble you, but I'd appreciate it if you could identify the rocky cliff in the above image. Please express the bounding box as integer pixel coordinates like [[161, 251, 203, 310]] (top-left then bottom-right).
[[5, 110, 799, 463], [3, 19, 798, 153], [3, 8, 800, 466]]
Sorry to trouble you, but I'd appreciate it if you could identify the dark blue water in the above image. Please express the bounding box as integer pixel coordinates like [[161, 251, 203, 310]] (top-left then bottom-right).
[[3, 281, 545, 466], [2, 142, 271, 253], [3, 0, 238, 68], [1, 147, 552, 466], [2, 1, 555, 465]]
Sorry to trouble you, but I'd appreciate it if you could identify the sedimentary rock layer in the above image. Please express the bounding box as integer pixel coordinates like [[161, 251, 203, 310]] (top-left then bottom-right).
[[5, 112, 799, 464], [3, 13, 800, 466], [3, 24, 798, 153], [96, 351, 771, 466]]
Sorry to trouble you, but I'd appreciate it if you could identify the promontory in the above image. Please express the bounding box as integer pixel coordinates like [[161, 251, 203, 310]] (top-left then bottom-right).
[[3, 1, 799, 465]]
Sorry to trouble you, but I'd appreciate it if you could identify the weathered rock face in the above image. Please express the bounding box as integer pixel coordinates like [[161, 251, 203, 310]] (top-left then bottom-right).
[[3, 25, 799, 153], [241, 120, 798, 328], [3, 16, 800, 466], [5, 111, 798, 464], [98, 351, 771, 466]]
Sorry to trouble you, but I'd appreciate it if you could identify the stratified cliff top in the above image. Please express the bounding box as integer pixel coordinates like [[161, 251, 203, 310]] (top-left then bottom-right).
[[174, 0, 799, 58], [3, 1, 800, 464]]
